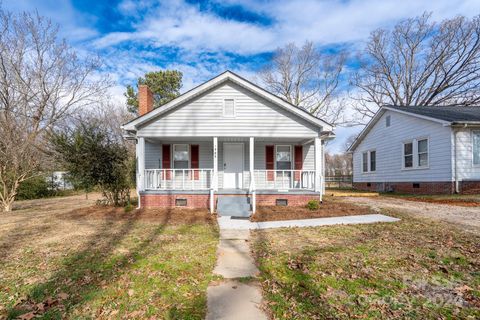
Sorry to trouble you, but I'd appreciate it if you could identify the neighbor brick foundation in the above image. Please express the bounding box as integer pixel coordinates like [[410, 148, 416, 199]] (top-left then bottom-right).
[[353, 182, 455, 195], [460, 180, 480, 194], [140, 193, 213, 209]]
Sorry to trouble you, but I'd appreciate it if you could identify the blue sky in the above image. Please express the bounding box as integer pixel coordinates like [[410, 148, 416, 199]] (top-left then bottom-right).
[[5, 0, 480, 152]]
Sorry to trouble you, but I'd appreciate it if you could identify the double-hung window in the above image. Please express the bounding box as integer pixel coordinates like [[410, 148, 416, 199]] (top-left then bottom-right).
[[173, 144, 189, 169], [403, 138, 428, 169], [403, 142, 413, 168], [276, 146, 292, 170], [473, 131, 480, 165], [362, 150, 376, 173]]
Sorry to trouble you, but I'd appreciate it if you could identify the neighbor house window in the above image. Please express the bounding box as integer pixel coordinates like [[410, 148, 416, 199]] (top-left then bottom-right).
[[173, 144, 189, 169], [223, 99, 235, 117], [276, 145, 291, 170], [473, 131, 480, 165], [386, 115, 391, 127], [417, 139, 429, 167], [403, 138, 429, 169], [403, 142, 413, 168], [362, 150, 376, 173], [370, 151, 376, 172], [362, 152, 368, 172]]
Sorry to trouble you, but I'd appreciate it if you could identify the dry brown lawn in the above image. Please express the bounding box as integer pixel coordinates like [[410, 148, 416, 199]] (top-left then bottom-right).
[[0, 194, 219, 319]]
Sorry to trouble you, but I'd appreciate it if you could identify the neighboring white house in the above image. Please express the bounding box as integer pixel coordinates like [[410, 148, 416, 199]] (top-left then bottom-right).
[[348, 106, 480, 194], [122, 71, 335, 215]]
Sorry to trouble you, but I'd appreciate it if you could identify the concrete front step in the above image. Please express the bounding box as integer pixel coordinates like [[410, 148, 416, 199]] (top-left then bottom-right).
[[217, 195, 251, 217]]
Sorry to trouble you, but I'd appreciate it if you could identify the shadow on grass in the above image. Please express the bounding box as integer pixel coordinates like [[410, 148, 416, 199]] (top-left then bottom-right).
[[6, 205, 216, 319], [252, 228, 343, 319]]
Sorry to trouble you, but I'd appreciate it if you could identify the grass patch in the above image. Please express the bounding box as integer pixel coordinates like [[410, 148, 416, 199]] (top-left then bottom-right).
[[0, 198, 219, 319], [252, 210, 480, 319]]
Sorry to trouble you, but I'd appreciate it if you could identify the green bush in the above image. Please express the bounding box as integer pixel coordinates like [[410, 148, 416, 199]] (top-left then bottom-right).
[[306, 200, 320, 211], [124, 203, 134, 213], [16, 175, 55, 200]]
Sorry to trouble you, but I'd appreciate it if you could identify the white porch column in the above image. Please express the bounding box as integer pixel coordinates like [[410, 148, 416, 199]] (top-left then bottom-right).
[[314, 137, 322, 196], [137, 137, 145, 192], [213, 137, 218, 191], [249, 137, 256, 213]]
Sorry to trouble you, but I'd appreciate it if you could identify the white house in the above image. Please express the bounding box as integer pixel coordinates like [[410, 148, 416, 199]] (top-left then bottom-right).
[[348, 106, 480, 194], [122, 71, 334, 215]]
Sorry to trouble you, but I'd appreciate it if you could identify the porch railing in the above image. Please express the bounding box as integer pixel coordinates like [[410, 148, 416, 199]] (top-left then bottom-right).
[[144, 169, 213, 190], [253, 170, 316, 190]]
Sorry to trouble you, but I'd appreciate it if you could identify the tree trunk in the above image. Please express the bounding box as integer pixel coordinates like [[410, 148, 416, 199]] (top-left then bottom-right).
[[1, 200, 13, 212]]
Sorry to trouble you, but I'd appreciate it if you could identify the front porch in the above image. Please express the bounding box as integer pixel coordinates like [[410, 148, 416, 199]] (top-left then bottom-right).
[[136, 136, 326, 213]]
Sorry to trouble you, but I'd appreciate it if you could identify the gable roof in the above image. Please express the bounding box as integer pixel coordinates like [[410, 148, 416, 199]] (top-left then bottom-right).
[[348, 105, 480, 152], [122, 70, 334, 132]]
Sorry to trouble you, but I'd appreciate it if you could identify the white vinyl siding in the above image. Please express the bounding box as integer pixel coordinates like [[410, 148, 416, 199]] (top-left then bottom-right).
[[137, 82, 321, 138], [454, 128, 480, 180], [353, 110, 452, 183]]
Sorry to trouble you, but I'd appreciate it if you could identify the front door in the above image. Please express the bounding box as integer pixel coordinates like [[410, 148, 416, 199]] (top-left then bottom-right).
[[223, 143, 244, 189]]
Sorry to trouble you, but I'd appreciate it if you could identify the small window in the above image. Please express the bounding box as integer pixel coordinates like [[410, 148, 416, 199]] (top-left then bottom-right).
[[175, 198, 187, 206], [362, 152, 368, 172], [404, 142, 413, 168], [276, 199, 288, 206], [276, 145, 291, 170], [386, 115, 391, 127], [223, 99, 235, 117], [473, 131, 480, 165], [413, 183, 420, 189], [370, 151, 376, 172], [173, 144, 189, 169], [367, 182, 371, 187], [417, 139, 428, 167]]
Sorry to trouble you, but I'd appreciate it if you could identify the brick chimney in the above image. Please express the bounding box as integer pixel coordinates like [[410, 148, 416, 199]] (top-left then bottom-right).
[[138, 84, 153, 116]]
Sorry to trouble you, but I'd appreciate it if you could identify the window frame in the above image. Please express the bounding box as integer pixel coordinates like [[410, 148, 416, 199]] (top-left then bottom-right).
[[362, 150, 376, 173], [275, 145, 292, 171], [417, 138, 429, 168], [172, 144, 190, 169], [402, 137, 429, 170], [223, 98, 236, 118], [472, 130, 480, 167]]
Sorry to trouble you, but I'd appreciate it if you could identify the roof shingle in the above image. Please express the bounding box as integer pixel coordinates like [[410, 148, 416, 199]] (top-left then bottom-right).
[[386, 105, 480, 123]]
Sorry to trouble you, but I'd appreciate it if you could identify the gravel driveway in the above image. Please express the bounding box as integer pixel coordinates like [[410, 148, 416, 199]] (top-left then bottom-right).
[[342, 196, 480, 234]]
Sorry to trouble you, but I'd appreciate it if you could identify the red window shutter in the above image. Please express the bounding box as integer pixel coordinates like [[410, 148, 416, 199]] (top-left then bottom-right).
[[191, 145, 199, 180], [162, 144, 171, 180], [266, 145, 274, 181], [294, 145, 303, 181]]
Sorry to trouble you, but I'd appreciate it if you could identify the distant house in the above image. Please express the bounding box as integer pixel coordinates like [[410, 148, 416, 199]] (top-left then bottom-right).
[[122, 71, 334, 214], [348, 106, 480, 194]]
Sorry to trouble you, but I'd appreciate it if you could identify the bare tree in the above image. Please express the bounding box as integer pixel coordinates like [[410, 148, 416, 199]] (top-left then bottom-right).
[[259, 41, 348, 124], [353, 13, 480, 122], [0, 8, 111, 212]]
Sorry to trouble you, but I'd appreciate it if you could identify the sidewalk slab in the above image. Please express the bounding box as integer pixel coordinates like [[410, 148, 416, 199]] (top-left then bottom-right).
[[206, 281, 267, 320], [218, 214, 399, 230]]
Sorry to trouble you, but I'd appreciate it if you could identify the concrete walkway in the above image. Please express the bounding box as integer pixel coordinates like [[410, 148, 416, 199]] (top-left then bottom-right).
[[206, 229, 267, 320], [217, 213, 400, 230]]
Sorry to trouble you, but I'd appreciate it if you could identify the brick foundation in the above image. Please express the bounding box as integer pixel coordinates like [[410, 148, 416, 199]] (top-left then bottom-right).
[[353, 182, 455, 195], [140, 194, 213, 209], [140, 193, 319, 209], [460, 181, 480, 194], [255, 194, 319, 206]]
